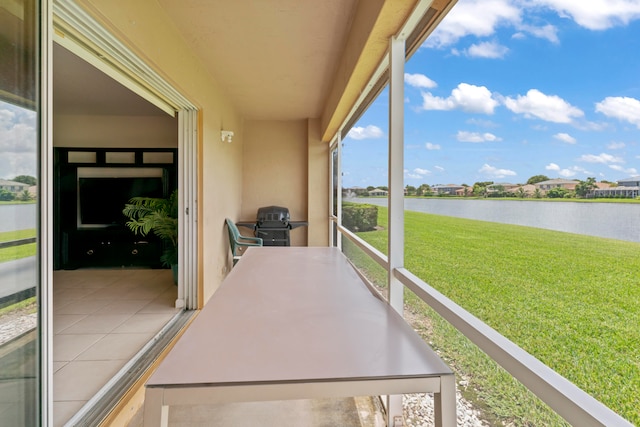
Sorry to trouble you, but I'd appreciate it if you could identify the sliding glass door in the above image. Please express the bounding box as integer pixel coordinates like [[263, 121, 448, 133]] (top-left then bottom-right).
[[0, 0, 42, 425]]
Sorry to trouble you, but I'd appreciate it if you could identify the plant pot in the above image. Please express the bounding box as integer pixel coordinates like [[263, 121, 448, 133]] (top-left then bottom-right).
[[171, 264, 178, 285]]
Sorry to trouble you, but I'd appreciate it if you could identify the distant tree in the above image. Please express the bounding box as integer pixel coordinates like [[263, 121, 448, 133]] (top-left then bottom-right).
[[527, 175, 549, 185], [533, 188, 543, 199], [366, 186, 375, 191], [416, 183, 431, 196], [487, 184, 505, 198], [516, 187, 526, 198], [12, 175, 36, 186], [472, 181, 493, 197], [0, 190, 15, 201], [574, 177, 597, 198], [405, 185, 416, 196], [547, 187, 570, 198], [463, 185, 471, 197], [17, 190, 33, 201]]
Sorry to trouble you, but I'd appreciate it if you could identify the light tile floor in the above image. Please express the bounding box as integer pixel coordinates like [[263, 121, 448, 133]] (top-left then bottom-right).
[[53, 268, 179, 427]]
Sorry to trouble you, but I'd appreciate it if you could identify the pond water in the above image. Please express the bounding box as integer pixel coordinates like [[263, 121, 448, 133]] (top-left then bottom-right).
[[352, 198, 640, 243], [0, 204, 37, 233]]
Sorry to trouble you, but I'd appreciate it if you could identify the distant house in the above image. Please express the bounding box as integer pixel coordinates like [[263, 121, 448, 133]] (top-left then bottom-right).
[[486, 183, 519, 194], [368, 188, 388, 197], [534, 179, 579, 192], [591, 180, 638, 198], [589, 178, 640, 198], [617, 176, 640, 187], [507, 184, 536, 196], [0, 179, 30, 193], [432, 184, 463, 195]]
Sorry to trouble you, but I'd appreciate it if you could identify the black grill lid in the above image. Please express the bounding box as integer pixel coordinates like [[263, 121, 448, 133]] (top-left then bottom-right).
[[257, 206, 290, 226]]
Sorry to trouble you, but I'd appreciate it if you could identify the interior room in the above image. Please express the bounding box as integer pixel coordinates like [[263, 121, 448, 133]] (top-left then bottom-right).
[[51, 42, 182, 426]]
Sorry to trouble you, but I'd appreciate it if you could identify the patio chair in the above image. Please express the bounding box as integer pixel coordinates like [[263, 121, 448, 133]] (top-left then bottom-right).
[[225, 218, 263, 265]]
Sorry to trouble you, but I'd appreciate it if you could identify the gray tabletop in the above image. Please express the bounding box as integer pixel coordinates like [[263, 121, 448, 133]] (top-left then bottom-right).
[[147, 247, 452, 388]]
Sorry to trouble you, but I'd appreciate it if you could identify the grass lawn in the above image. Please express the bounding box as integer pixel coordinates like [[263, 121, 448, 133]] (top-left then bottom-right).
[[0, 229, 37, 263], [346, 207, 639, 426]]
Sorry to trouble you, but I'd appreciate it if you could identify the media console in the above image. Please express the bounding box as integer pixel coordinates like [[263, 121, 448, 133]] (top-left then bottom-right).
[[54, 147, 177, 270]]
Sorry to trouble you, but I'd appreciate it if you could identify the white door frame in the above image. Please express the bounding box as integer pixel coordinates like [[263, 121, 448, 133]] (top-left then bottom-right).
[[52, 0, 199, 309]]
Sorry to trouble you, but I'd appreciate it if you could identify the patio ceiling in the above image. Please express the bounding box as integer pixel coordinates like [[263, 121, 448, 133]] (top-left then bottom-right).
[[155, 0, 457, 138], [53, 0, 457, 138], [156, 0, 359, 122]]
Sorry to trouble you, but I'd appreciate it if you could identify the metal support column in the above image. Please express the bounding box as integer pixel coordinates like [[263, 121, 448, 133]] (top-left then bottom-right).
[[336, 133, 343, 250], [386, 35, 406, 426]]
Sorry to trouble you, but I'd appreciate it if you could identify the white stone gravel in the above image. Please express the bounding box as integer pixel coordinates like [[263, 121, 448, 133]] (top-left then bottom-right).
[[403, 391, 489, 427], [0, 311, 37, 346]]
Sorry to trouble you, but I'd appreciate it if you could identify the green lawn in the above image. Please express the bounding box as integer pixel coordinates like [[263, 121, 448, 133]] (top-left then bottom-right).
[[346, 207, 639, 426], [0, 229, 37, 263]]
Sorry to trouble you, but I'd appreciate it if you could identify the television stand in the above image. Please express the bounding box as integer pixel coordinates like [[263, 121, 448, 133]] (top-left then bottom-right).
[[62, 227, 164, 269]]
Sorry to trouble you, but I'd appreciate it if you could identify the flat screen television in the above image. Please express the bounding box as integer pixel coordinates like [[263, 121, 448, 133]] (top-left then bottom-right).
[[77, 167, 166, 228]]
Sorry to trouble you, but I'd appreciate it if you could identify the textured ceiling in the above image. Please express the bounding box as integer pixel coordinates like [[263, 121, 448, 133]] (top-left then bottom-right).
[[156, 0, 358, 120]]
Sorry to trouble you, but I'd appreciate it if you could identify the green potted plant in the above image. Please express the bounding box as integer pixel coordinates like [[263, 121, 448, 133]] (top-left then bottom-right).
[[122, 189, 178, 282]]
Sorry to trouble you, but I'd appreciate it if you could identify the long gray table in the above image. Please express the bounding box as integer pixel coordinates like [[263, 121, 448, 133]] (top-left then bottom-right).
[[144, 247, 455, 426]]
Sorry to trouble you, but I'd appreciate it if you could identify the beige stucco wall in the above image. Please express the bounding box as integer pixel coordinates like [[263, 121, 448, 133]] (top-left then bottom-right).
[[242, 120, 309, 247], [53, 115, 177, 148], [241, 119, 329, 247]]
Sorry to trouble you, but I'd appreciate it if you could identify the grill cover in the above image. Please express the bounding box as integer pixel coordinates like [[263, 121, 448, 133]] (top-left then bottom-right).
[[256, 206, 290, 228]]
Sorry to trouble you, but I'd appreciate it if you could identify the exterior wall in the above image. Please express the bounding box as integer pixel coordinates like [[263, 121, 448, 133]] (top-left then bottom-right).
[[79, 0, 245, 303], [241, 120, 309, 247], [53, 115, 177, 148]]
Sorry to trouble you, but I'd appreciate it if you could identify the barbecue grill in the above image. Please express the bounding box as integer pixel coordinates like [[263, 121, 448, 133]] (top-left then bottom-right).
[[256, 205, 291, 246], [237, 206, 307, 246]]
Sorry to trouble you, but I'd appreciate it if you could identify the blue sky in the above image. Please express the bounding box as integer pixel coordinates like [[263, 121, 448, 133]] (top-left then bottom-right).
[[0, 101, 37, 180], [342, 0, 640, 188]]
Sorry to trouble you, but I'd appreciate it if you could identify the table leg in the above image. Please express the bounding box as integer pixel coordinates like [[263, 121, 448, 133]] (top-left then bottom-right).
[[434, 374, 456, 427], [143, 387, 168, 427]]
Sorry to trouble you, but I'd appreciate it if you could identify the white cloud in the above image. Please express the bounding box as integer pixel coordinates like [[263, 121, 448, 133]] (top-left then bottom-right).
[[457, 131, 502, 143], [553, 132, 576, 144], [425, 0, 521, 48], [609, 165, 638, 174], [578, 153, 624, 164], [536, 0, 640, 30], [425, 142, 441, 150], [434, 165, 445, 171], [406, 167, 431, 179], [595, 96, 640, 128], [424, 0, 564, 50], [466, 41, 509, 58], [405, 73, 437, 89], [0, 102, 38, 179], [546, 164, 589, 177], [504, 89, 584, 123], [558, 168, 577, 177], [478, 163, 516, 178], [421, 83, 498, 114], [347, 125, 384, 140], [517, 23, 559, 43], [607, 142, 626, 149]]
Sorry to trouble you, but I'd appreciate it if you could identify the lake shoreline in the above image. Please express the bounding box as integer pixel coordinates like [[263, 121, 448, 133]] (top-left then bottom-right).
[[349, 197, 640, 243]]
